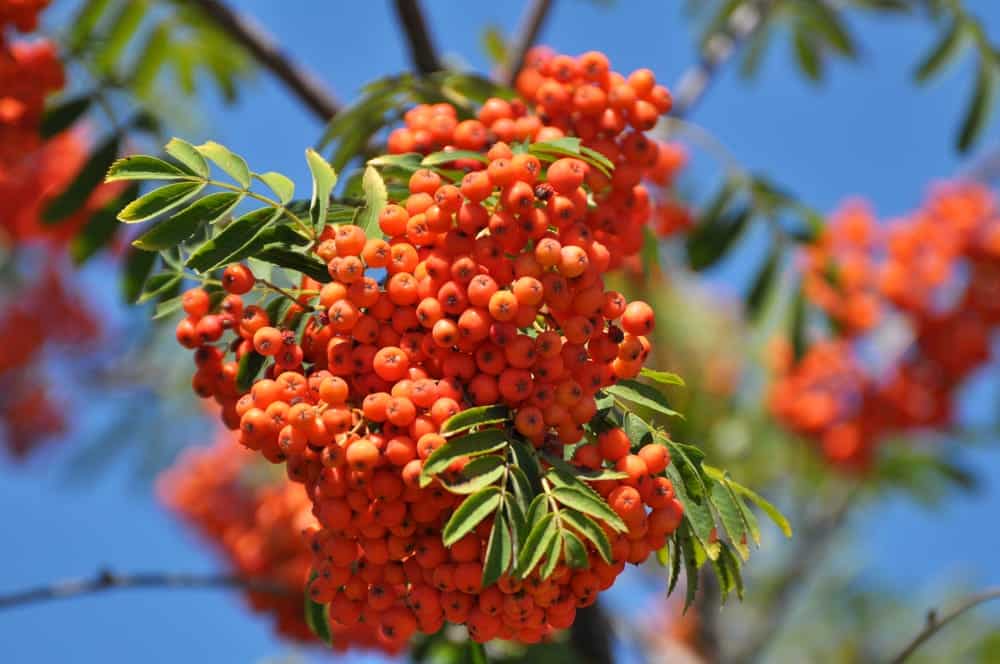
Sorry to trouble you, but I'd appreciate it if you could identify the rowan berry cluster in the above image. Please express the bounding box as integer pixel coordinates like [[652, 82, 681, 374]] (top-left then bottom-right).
[[387, 48, 687, 268], [0, 0, 48, 35], [772, 182, 1000, 466], [0, 266, 98, 459], [169, 50, 691, 648], [0, 39, 63, 173], [158, 436, 324, 645]]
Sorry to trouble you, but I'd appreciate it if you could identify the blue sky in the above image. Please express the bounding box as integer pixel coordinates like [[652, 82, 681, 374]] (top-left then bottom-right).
[[3, 1, 1000, 662]]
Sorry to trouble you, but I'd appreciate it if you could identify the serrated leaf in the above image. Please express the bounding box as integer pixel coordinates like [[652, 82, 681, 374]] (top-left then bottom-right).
[[440, 404, 511, 435], [421, 150, 489, 167], [516, 512, 558, 577], [166, 138, 210, 178], [304, 576, 333, 645], [442, 486, 502, 547], [118, 182, 206, 223], [95, 0, 147, 75], [253, 246, 330, 283], [605, 379, 682, 419], [747, 245, 780, 320], [540, 532, 562, 580], [256, 172, 295, 205], [958, 57, 996, 153], [152, 293, 185, 320], [185, 207, 281, 272], [132, 192, 242, 251], [357, 166, 387, 238], [710, 480, 750, 560], [122, 248, 156, 303], [106, 155, 196, 183], [639, 368, 685, 387], [509, 438, 543, 493], [668, 532, 682, 595], [131, 22, 170, 96], [802, 0, 855, 57], [237, 351, 267, 392], [420, 429, 509, 485], [686, 205, 752, 271], [197, 141, 251, 187], [560, 509, 612, 564], [623, 413, 653, 450], [482, 510, 512, 588], [440, 455, 507, 494], [69, 0, 112, 52], [70, 183, 137, 263], [718, 542, 744, 600], [665, 464, 719, 561], [550, 486, 627, 533], [663, 438, 708, 501], [915, 19, 965, 82], [44, 135, 121, 222], [481, 25, 507, 65], [368, 153, 423, 170], [41, 95, 92, 138], [678, 523, 699, 611], [728, 482, 792, 537], [790, 285, 807, 361], [306, 149, 337, 231]]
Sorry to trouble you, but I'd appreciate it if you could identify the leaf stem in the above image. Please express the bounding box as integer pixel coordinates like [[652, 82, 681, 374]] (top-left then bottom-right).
[[210, 180, 315, 238], [256, 278, 314, 310]]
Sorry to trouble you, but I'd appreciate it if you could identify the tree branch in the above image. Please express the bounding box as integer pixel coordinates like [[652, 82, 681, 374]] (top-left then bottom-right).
[[0, 569, 296, 611], [392, 0, 443, 75], [671, 0, 774, 118], [498, 0, 555, 87], [889, 587, 1000, 664], [189, 0, 341, 122]]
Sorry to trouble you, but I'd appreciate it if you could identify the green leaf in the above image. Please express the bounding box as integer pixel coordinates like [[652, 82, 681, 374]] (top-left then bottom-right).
[[421, 150, 489, 167], [44, 134, 121, 222], [137, 273, 181, 303], [915, 19, 966, 82], [152, 293, 185, 320], [560, 509, 613, 564], [196, 141, 251, 187], [237, 351, 267, 392], [69, 0, 112, 52], [440, 404, 511, 435], [678, 523, 700, 611], [747, 245, 780, 320], [686, 205, 751, 271], [728, 482, 793, 537], [790, 285, 807, 361], [132, 192, 243, 251], [481, 25, 508, 65], [710, 480, 750, 560], [41, 95, 92, 138], [550, 486, 627, 533], [117, 182, 206, 223], [420, 429, 509, 485], [442, 486, 502, 547], [357, 166, 388, 238], [668, 534, 682, 595], [639, 368, 685, 387], [663, 438, 708, 501], [95, 0, 147, 75], [539, 529, 562, 579], [656, 543, 670, 567], [70, 183, 137, 263], [516, 512, 558, 577], [256, 172, 295, 205], [482, 510, 513, 588], [130, 22, 171, 96], [122, 248, 157, 303], [560, 530, 589, 569], [439, 455, 507, 494], [166, 138, 210, 178], [605, 379, 682, 419], [185, 207, 281, 272], [253, 246, 331, 283], [106, 155, 195, 182], [718, 542, 744, 600], [801, 0, 856, 57], [958, 57, 996, 153], [623, 412, 653, 449], [306, 149, 337, 231], [529, 137, 613, 176], [304, 576, 333, 645], [368, 153, 423, 170], [793, 27, 823, 81]]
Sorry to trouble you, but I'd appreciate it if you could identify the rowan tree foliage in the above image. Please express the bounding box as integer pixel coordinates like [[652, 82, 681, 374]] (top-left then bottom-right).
[[2, 1, 1000, 663]]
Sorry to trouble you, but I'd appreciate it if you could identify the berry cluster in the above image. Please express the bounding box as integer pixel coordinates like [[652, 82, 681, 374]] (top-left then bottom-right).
[[158, 436, 323, 644], [772, 182, 1000, 466], [0, 266, 98, 459], [170, 51, 690, 649], [0, 0, 48, 35], [0, 39, 63, 174], [387, 48, 687, 268]]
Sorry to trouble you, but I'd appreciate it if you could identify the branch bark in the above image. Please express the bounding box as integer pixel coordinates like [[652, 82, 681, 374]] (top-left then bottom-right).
[[671, 0, 774, 119], [889, 587, 1000, 664], [0, 569, 296, 611], [189, 0, 341, 122], [392, 0, 443, 75], [498, 0, 555, 87]]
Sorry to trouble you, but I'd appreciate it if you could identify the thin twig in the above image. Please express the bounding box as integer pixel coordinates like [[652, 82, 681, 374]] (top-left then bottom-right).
[[730, 493, 854, 664], [392, 0, 442, 75], [671, 0, 774, 118], [189, 0, 341, 122], [889, 587, 1000, 664], [0, 569, 296, 611], [498, 0, 555, 86], [256, 278, 313, 310]]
